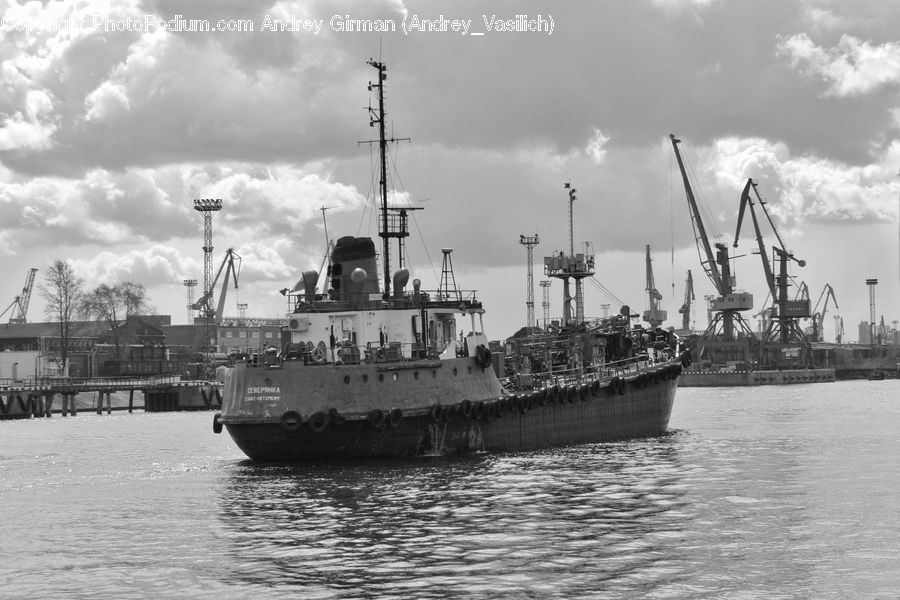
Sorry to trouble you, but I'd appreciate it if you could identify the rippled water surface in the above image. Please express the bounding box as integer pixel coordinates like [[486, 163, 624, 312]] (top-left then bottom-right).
[[2, 380, 899, 599]]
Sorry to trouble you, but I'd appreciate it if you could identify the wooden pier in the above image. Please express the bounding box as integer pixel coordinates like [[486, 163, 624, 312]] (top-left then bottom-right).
[[0, 376, 223, 419]]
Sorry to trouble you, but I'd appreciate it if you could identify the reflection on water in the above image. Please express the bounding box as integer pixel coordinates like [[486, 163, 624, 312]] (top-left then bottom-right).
[[4, 382, 900, 599], [217, 440, 691, 599]]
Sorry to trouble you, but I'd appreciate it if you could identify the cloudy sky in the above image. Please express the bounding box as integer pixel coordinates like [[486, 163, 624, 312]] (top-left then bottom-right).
[[2, 0, 899, 341]]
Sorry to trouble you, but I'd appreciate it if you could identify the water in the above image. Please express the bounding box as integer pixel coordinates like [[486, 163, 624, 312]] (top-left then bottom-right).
[[2, 380, 899, 599]]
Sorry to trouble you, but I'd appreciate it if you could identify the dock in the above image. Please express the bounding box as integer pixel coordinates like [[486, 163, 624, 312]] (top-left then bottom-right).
[[0, 376, 222, 419]]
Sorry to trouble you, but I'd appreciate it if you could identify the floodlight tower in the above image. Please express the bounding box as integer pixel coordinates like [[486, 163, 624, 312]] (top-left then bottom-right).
[[866, 278, 878, 347], [183, 279, 197, 324], [544, 183, 594, 326], [539, 280, 551, 329], [520, 234, 540, 329], [193, 198, 223, 321]]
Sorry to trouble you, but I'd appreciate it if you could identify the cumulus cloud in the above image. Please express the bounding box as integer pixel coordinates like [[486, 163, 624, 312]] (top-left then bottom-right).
[[0, 161, 368, 258], [84, 80, 131, 121], [703, 136, 899, 231], [72, 243, 193, 288], [0, 167, 198, 254], [0, 88, 58, 150], [777, 33, 900, 96], [585, 129, 610, 165], [182, 164, 368, 241]]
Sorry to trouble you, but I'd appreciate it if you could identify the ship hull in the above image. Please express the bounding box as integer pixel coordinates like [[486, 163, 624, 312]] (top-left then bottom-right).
[[218, 359, 680, 461]]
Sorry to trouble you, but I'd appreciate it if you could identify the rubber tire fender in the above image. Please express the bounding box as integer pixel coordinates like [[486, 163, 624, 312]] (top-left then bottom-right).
[[368, 409, 386, 428], [280, 410, 302, 433], [308, 411, 330, 433], [387, 407, 403, 429]]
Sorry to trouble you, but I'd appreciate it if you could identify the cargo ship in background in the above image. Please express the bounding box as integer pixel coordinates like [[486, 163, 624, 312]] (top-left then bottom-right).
[[669, 134, 835, 386], [213, 60, 684, 461]]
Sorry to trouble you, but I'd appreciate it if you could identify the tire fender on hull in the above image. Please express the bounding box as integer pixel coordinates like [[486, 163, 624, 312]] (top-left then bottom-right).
[[280, 410, 303, 433]]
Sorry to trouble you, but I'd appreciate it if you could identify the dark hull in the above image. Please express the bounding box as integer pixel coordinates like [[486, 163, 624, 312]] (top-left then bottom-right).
[[222, 365, 679, 461]]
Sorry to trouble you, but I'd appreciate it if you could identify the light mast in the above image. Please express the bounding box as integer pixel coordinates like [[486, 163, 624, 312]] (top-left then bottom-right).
[[544, 183, 595, 326]]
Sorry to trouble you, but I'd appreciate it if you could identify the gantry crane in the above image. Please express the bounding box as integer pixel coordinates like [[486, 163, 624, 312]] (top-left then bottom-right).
[[192, 248, 241, 324], [734, 178, 809, 347], [677, 270, 695, 334], [0, 268, 38, 324], [643, 245, 667, 327], [670, 135, 754, 342], [809, 284, 838, 342]]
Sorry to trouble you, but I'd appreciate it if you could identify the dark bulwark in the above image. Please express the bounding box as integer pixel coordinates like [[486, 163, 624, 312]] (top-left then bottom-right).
[[218, 356, 680, 462]]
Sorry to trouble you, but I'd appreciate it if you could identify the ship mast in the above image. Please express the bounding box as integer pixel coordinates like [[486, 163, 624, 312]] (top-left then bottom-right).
[[361, 59, 411, 298]]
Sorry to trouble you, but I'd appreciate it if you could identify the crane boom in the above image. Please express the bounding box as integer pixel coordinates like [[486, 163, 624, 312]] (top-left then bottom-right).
[[679, 270, 694, 331], [669, 134, 724, 293], [810, 283, 838, 341], [813, 283, 838, 315], [670, 134, 753, 344], [3, 267, 38, 324], [215, 249, 241, 323], [642, 245, 666, 327], [735, 179, 777, 298], [192, 249, 241, 323], [13, 268, 37, 323]]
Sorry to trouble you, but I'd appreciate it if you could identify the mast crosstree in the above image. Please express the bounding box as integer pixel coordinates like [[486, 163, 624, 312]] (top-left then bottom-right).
[[358, 59, 417, 299]]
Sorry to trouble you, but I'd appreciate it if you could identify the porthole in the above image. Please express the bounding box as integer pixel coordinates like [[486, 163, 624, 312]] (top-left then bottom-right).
[[453, 367, 458, 376], [378, 373, 384, 383], [343, 375, 351, 384], [432, 370, 437, 378], [362, 374, 369, 383], [392, 373, 399, 382], [414, 371, 420, 380], [264, 378, 272, 386], [468, 366, 472, 374]]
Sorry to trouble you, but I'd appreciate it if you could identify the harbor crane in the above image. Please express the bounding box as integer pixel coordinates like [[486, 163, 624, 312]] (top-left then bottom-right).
[[809, 284, 838, 342], [670, 134, 754, 342], [734, 178, 809, 346], [677, 270, 694, 334], [192, 248, 241, 324], [643, 245, 667, 327], [0, 268, 38, 324]]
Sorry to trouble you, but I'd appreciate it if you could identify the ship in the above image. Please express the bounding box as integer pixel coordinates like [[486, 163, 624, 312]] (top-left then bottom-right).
[[212, 60, 684, 461]]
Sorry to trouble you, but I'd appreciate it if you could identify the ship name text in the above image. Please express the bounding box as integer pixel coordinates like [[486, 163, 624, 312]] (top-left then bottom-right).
[[245, 386, 281, 402]]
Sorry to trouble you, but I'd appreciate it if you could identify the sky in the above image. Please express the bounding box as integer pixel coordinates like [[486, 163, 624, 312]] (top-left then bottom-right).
[[1, 0, 899, 342]]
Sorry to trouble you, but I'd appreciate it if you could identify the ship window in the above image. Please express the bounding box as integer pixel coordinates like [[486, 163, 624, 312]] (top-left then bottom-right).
[[432, 370, 437, 378], [392, 373, 399, 382], [453, 367, 458, 376], [343, 375, 350, 384], [378, 373, 384, 382], [468, 366, 472, 374], [362, 374, 369, 383], [414, 371, 419, 380]]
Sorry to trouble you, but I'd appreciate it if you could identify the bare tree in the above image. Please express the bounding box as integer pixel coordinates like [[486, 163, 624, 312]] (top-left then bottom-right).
[[81, 282, 150, 360], [39, 260, 84, 376]]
